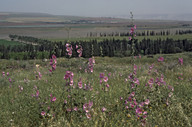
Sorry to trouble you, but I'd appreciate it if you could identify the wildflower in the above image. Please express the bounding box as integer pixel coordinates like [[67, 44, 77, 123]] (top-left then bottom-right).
[[51, 97, 56, 102], [38, 72, 42, 79], [19, 85, 23, 92], [86, 113, 91, 119], [129, 37, 132, 40], [178, 58, 183, 65], [130, 103, 134, 108], [41, 111, 46, 116], [136, 107, 143, 115], [158, 57, 164, 62], [145, 99, 150, 105], [106, 84, 109, 88], [128, 97, 132, 102], [2, 72, 5, 76], [103, 76, 108, 82], [100, 73, 104, 79], [36, 90, 39, 97], [131, 92, 135, 97], [74, 107, 78, 111], [143, 111, 147, 115], [78, 79, 83, 89], [83, 101, 93, 113], [8, 78, 12, 83], [7, 72, 9, 76], [101, 107, 107, 112]]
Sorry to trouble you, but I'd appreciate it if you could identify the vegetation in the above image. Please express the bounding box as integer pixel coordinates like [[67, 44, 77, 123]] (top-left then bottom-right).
[[0, 52, 192, 126]]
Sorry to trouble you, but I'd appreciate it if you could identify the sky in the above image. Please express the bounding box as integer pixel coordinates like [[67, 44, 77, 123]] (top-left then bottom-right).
[[0, 0, 192, 17]]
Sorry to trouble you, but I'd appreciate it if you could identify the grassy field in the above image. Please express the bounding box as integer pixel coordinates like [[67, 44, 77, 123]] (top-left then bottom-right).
[[0, 52, 192, 126], [48, 34, 192, 42], [0, 39, 24, 46]]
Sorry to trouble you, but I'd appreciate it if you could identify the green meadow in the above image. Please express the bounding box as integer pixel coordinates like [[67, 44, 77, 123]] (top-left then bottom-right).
[[0, 53, 192, 126]]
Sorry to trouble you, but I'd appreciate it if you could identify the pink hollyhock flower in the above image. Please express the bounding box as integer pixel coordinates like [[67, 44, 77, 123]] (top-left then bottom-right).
[[136, 108, 143, 115], [86, 113, 91, 119], [131, 92, 135, 97], [179, 58, 183, 65], [36, 90, 39, 97], [2, 72, 5, 76], [129, 37, 132, 40], [100, 73, 104, 79], [78, 80, 83, 89], [41, 111, 46, 116], [158, 57, 164, 62], [145, 99, 150, 105], [8, 78, 12, 83], [103, 76, 108, 82], [128, 97, 132, 102], [130, 103, 134, 108], [143, 111, 147, 115], [101, 107, 107, 112], [51, 97, 56, 102], [52, 54, 56, 60], [74, 107, 78, 111]]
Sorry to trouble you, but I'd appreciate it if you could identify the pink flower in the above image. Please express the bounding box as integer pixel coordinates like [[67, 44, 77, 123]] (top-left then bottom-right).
[[8, 78, 12, 83], [83, 101, 93, 113], [143, 111, 147, 115], [129, 37, 132, 40], [52, 54, 56, 60], [78, 80, 83, 89], [41, 111, 46, 116], [100, 73, 104, 79], [128, 97, 132, 102], [130, 103, 135, 108], [131, 92, 135, 97], [145, 99, 150, 105], [74, 107, 78, 111], [36, 90, 39, 97], [136, 108, 143, 115], [101, 107, 107, 112], [134, 25, 136, 29], [86, 113, 91, 119], [103, 76, 108, 82], [106, 84, 109, 88], [7, 72, 9, 76], [179, 58, 183, 65], [158, 57, 164, 62], [2, 72, 5, 76], [51, 97, 56, 102]]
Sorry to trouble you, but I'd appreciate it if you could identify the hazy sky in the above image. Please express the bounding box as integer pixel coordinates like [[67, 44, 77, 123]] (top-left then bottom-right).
[[0, 0, 192, 17]]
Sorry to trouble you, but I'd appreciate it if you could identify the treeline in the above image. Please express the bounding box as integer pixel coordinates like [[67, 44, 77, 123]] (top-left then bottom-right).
[[88, 29, 192, 37], [0, 34, 192, 60]]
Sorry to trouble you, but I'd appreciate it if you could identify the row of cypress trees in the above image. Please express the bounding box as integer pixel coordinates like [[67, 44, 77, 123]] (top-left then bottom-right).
[[0, 35, 191, 60]]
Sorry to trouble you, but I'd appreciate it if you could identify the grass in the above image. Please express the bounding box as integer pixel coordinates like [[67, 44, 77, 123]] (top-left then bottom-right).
[[0, 39, 24, 46], [0, 52, 192, 126], [47, 34, 192, 42]]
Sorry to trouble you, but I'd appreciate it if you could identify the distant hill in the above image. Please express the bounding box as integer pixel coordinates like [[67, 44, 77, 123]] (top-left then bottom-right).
[[114, 13, 192, 21]]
